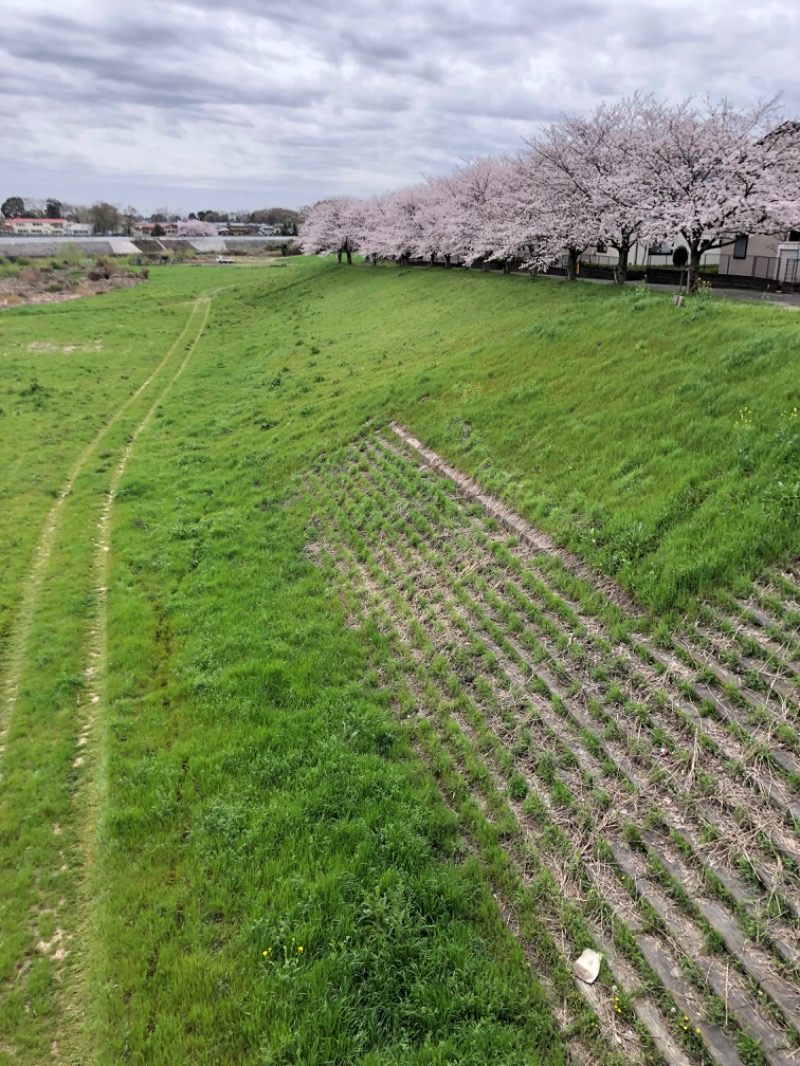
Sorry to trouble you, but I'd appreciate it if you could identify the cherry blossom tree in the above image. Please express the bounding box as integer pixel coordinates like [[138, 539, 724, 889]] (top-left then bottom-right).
[[349, 185, 427, 264], [176, 218, 219, 237], [355, 194, 396, 262], [642, 97, 800, 290], [416, 177, 457, 266], [530, 96, 658, 283], [439, 157, 518, 268], [507, 142, 600, 280], [422, 175, 458, 267], [384, 185, 431, 263], [299, 197, 362, 263], [759, 120, 800, 233], [356, 179, 469, 267]]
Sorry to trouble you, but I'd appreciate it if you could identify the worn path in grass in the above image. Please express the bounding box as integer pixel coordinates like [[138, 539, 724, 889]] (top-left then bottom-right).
[[0, 296, 212, 1064], [0, 297, 209, 753], [309, 426, 800, 1066]]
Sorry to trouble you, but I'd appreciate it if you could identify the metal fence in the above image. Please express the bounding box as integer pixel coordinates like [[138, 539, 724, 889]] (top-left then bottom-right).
[[718, 253, 799, 284], [579, 252, 618, 268], [579, 250, 800, 288], [579, 251, 678, 270]]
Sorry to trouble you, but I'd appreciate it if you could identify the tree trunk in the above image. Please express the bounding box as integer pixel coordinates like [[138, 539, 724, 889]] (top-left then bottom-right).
[[614, 244, 629, 285], [337, 249, 342, 264], [687, 246, 702, 292], [346, 249, 352, 264], [444, 254, 451, 269], [566, 248, 579, 282], [430, 253, 436, 268]]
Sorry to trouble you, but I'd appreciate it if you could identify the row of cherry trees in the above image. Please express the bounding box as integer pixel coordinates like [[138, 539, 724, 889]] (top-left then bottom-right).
[[300, 95, 800, 290]]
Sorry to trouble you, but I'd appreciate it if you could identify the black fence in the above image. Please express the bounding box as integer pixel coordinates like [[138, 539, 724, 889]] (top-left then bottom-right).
[[576, 252, 800, 291], [395, 251, 800, 292], [580, 251, 678, 271]]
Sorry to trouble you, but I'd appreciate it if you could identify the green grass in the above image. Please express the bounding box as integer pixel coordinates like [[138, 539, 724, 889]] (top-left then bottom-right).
[[156, 257, 799, 614], [0, 257, 798, 1063]]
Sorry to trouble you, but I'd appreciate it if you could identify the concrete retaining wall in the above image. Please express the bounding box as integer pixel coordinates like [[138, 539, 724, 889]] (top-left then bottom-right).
[[0, 237, 120, 258], [0, 235, 297, 259]]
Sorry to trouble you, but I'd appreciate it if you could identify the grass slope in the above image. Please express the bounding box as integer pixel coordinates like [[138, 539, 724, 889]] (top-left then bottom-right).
[[238, 259, 799, 613], [0, 258, 798, 1063]]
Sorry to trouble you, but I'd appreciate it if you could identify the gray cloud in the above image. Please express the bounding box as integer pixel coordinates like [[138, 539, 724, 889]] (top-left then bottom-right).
[[1, 0, 798, 213]]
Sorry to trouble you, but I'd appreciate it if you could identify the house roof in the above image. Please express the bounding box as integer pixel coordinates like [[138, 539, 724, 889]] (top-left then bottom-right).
[[10, 217, 68, 223]]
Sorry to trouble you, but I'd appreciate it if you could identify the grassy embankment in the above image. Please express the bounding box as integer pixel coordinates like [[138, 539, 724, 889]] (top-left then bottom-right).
[[0, 258, 798, 1064]]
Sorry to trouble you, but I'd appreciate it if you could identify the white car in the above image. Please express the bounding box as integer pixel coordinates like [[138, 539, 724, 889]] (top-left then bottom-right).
[[215, 255, 234, 264]]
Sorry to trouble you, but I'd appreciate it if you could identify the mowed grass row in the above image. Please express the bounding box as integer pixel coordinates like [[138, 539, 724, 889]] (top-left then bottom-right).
[[0, 258, 798, 1062], [308, 432, 800, 1065]]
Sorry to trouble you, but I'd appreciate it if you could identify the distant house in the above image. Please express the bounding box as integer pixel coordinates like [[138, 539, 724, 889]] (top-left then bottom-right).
[[66, 223, 93, 237], [218, 221, 261, 236], [582, 227, 800, 286], [4, 217, 70, 235], [583, 237, 718, 270], [133, 221, 179, 237], [778, 233, 800, 275], [716, 229, 800, 283]]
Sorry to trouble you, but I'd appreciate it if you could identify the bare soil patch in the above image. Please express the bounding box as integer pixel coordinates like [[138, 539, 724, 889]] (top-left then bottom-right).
[[0, 259, 146, 309]]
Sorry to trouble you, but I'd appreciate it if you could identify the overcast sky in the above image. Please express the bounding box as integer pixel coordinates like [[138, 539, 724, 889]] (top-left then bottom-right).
[[2, 0, 798, 215]]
